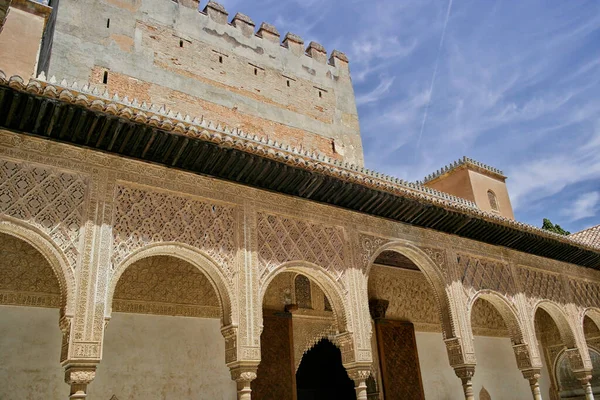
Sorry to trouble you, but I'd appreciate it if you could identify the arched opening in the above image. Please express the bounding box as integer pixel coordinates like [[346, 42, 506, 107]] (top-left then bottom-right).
[[253, 267, 345, 400], [468, 294, 531, 398], [92, 254, 236, 399], [0, 232, 64, 398], [367, 249, 449, 400], [487, 190, 499, 212], [296, 338, 356, 400], [534, 305, 582, 400], [555, 348, 600, 398]]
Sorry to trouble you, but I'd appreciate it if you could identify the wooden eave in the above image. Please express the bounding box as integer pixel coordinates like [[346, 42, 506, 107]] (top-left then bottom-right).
[[1, 76, 599, 269]]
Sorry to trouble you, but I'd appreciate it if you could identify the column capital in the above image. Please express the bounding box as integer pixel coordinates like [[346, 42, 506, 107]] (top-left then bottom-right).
[[229, 363, 258, 382], [522, 368, 543, 400], [453, 364, 476, 400], [230, 365, 258, 400], [347, 368, 371, 382], [64, 365, 96, 386], [453, 364, 476, 381], [521, 368, 542, 383], [346, 368, 371, 400], [574, 370, 593, 385], [369, 298, 389, 320], [64, 364, 97, 400]]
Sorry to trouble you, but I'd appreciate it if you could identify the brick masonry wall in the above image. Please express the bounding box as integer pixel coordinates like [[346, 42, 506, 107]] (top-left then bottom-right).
[[46, 0, 364, 164]]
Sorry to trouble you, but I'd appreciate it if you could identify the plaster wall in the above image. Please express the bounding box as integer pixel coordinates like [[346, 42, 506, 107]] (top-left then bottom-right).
[[468, 170, 514, 219], [0, 305, 65, 400], [415, 332, 532, 400], [47, 0, 363, 164], [538, 342, 553, 400], [424, 168, 475, 203], [90, 312, 236, 400], [424, 167, 514, 219]]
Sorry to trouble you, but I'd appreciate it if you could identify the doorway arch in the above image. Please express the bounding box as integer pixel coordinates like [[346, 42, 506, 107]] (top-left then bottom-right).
[[296, 339, 356, 400]]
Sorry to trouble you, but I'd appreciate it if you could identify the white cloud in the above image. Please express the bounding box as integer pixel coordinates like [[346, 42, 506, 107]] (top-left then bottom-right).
[[561, 192, 600, 221], [507, 134, 600, 210], [355, 75, 395, 106]]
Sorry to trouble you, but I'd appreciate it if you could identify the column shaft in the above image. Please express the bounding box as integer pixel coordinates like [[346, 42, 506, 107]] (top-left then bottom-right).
[[583, 381, 595, 400]]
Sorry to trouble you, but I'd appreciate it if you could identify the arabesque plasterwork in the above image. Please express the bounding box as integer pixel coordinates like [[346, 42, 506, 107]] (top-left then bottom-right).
[[2, 129, 600, 398]]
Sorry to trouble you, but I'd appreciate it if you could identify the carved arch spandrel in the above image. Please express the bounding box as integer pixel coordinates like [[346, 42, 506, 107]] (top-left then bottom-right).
[[0, 157, 89, 270], [107, 243, 237, 327], [256, 212, 349, 286], [0, 217, 76, 316], [570, 279, 600, 309], [110, 183, 238, 285], [456, 253, 517, 299]]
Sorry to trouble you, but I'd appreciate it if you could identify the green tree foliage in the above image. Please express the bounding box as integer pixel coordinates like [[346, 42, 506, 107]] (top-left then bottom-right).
[[541, 218, 570, 235]]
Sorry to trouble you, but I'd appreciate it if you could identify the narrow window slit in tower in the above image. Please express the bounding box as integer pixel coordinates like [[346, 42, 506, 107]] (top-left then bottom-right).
[[331, 139, 336, 154], [254, 68, 257, 76], [179, 39, 183, 48], [287, 80, 290, 87], [103, 71, 109, 84], [318, 90, 322, 98], [106, 19, 110, 28], [219, 55, 223, 63]]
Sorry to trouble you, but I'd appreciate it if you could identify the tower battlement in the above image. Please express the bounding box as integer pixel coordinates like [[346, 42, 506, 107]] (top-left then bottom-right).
[[43, 0, 364, 164]]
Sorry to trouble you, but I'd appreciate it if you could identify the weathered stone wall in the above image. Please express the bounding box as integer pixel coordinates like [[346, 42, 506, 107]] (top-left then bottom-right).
[[46, 0, 363, 164]]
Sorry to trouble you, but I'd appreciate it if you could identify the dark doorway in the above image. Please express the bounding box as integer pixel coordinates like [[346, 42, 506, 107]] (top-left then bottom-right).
[[296, 339, 356, 400]]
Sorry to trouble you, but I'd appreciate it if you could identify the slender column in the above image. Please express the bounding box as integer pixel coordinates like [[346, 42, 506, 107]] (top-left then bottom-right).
[[348, 370, 370, 400], [575, 371, 595, 400], [64, 365, 96, 400], [454, 366, 475, 400], [522, 369, 543, 400], [231, 368, 257, 400]]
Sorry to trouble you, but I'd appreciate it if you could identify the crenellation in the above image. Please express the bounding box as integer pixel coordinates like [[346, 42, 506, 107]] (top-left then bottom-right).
[[202, 0, 227, 24], [230, 12, 254, 38], [37, 0, 364, 162], [306, 41, 327, 63], [283, 32, 304, 56], [256, 21, 279, 43]]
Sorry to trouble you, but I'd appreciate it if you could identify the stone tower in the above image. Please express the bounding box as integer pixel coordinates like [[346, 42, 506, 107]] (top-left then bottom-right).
[[40, 0, 364, 165]]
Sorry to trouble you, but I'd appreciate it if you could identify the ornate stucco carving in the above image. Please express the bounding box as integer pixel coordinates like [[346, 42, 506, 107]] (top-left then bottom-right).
[[111, 184, 237, 283], [369, 266, 508, 336], [569, 279, 600, 308], [0, 232, 61, 308], [516, 266, 565, 303], [257, 212, 347, 283], [112, 255, 220, 318], [358, 233, 390, 271], [457, 252, 516, 297], [0, 157, 88, 269], [292, 313, 337, 371], [3, 130, 600, 389]]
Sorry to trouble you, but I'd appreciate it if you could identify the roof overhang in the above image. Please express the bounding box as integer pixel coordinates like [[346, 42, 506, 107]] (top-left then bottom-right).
[[1, 74, 599, 269]]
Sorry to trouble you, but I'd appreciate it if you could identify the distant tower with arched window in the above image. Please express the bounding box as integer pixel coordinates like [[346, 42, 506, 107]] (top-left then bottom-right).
[[422, 156, 514, 219]]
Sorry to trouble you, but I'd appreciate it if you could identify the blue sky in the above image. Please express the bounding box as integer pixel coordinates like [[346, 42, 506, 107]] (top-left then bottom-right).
[[217, 0, 600, 233]]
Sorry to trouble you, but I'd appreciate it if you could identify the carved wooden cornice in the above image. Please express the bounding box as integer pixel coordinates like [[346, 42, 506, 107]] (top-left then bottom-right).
[[1, 73, 599, 269]]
